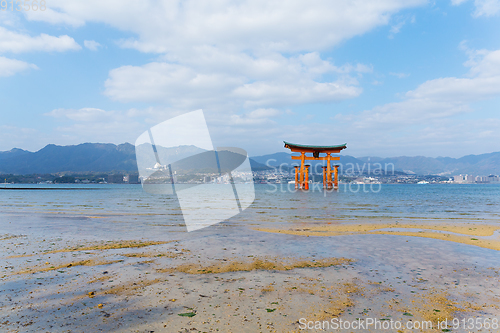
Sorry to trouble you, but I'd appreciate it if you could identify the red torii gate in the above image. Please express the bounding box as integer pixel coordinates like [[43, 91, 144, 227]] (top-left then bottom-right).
[[284, 141, 347, 190]]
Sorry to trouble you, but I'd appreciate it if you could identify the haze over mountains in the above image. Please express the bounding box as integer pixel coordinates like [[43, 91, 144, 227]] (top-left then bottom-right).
[[0, 143, 499, 176]]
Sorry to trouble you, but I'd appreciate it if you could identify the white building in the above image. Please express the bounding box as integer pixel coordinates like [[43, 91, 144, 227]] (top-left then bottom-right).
[[489, 175, 500, 182]]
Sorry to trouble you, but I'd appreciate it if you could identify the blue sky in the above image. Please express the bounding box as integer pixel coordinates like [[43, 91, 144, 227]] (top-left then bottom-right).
[[0, 0, 499, 157]]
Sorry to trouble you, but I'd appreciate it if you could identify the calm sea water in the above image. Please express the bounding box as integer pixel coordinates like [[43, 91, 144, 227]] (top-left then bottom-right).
[[1, 183, 499, 239]]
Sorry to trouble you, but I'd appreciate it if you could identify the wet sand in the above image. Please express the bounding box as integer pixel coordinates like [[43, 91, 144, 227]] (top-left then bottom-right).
[[1, 218, 500, 332], [255, 219, 500, 251]]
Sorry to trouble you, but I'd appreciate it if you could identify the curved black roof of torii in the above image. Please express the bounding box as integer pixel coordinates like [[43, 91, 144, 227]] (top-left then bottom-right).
[[283, 141, 347, 152]]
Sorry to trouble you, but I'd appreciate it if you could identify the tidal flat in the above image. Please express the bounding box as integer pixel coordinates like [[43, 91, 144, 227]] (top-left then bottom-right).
[[1, 184, 500, 332], [1, 218, 500, 332]]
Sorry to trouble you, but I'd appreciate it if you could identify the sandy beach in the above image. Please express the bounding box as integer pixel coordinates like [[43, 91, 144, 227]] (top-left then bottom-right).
[[2, 216, 500, 332]]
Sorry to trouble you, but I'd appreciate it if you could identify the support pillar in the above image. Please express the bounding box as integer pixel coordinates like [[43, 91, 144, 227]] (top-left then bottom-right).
[[294, 166, 299, 189], [299, 152, 305, 189], [304, 165, 310, 190], [322, 166, 327, 188], [334, 165, 339, 189], [326, 153, 332, 189]]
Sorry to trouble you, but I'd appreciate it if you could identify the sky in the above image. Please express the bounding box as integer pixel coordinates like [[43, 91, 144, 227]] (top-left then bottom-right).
[[0, 0, 499, 158]]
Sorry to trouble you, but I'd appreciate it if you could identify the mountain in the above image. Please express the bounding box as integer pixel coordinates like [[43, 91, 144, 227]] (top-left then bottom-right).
[[0, 143, 499, 176], [0, 143, 268, 175], [0, 143, 138, 174], [355, 153, 500, 176], [252, 152, 500, 176], [0, 148, 30, 160]]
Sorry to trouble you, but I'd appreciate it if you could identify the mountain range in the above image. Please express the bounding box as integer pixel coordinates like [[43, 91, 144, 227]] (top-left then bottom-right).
[[0, 142, 499, 176]]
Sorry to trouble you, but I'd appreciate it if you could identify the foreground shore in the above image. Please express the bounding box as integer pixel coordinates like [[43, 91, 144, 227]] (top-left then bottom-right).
[[1, 216, 500, 332]]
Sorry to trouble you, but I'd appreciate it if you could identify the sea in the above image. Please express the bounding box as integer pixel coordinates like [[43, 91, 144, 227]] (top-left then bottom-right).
[[1, 183, 499, 241], [2, 182, 500, 332]]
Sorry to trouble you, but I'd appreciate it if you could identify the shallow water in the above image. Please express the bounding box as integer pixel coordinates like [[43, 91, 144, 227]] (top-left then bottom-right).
[[1, 183, 500, 239]]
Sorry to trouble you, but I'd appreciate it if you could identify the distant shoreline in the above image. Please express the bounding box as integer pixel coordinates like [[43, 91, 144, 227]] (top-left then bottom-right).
[[0, 187, 102, 190]]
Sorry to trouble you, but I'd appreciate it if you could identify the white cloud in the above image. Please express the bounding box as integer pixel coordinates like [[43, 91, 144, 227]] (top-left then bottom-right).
[[0, 10, 21, 28], [466, 48, 500, 78], [472, 0, 500, 17], [450, 0, 468, 5], [229, 108, 282, 125], [20, 0, 493, 157], [402, 49, 500, 103], [338, 99, 472, 130], [232, 46, 500, 157], [0, 26, 81, 53], [104, 62, 246, 106], [24, 0, 426, 54], [105, 52, 366, 107], [59, 1, 401, 110], [20, 1, 426, 111], [45, 108, 116, 122], [84, 40, 101, 51], [451, 0, 500, 17], [44, 107, 149, 146], [336, 46, 500, 132], [233, 80, 362, 108], [388, 14, 416, 39], [23, 7, 86, 27], [161, 48, 371, 82], [124, 0, 424, 54], [0, 125, 45, 151], [405, 75, 500, 101], [0, 56, 38, 77], [389, 20, 406, 38]]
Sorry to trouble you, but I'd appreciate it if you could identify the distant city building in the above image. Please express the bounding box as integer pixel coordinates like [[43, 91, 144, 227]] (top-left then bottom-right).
[[453, 174, 500, 183], [453, 174, 476, 183], [489, 175, 500, 182], [107, 174, 124, 183], [125, 174, 140, 184], [465, 175, 474, 183]]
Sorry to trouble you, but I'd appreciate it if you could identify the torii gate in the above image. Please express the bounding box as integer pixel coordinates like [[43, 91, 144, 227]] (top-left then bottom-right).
[[284, 141, 347, 190]]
